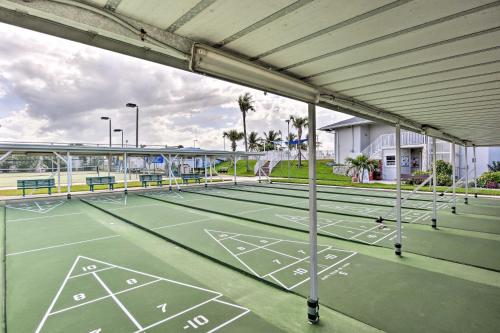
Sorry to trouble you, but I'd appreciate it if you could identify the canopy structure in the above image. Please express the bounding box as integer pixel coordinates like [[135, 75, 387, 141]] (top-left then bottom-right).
[[0, 0, 498, 146], [1, 0, 499, 325]]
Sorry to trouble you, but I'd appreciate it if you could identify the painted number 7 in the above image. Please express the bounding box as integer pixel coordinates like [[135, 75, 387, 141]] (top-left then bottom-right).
[[157, 303, 167, 313]]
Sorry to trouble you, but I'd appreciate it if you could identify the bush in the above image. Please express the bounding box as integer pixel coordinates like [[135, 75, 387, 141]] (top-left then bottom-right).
[[477, 171, 500, 188], [437, 174, 452, 186], [435, 160, 452, 177]]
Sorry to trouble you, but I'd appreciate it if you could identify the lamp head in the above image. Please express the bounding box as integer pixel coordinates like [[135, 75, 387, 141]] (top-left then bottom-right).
[[113, 129, 122, 132], [101, 116, 110, 120], [126, 103, 137, 108]]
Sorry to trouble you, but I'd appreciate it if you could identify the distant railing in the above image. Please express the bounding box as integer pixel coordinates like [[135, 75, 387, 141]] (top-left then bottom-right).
[[361, 131, 426, 158]]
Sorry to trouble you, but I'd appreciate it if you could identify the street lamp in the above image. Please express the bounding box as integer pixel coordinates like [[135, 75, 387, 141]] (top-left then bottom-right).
[[126, 103, 139, 148], [114, 129, 124, 148], [222, 134, 226, 151], [193, 139, 198, 148], [100, 116, 111, 147]]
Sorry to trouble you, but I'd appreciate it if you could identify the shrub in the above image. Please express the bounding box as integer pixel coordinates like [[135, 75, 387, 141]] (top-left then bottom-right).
[[435, 160, 452, 177], [437, 174, 452, 186], [477, 171, 500, 188]]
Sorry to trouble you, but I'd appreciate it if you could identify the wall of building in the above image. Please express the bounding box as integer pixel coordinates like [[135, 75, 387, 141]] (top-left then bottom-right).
[[369, 123, 393, 143], [382, 148, 411, 180]]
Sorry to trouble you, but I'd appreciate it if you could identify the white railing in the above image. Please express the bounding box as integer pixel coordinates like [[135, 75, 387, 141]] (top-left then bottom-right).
[[361, 131, 426, 158]]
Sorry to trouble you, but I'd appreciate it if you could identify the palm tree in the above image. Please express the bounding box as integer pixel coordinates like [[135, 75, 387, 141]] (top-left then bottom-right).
[[223, 129, 244, 152], [248, 131, 261, 151], [263, 130, 280, 151], [290, 115, 308, 166], [345, 155, 376, 183], [286, 132, 297, 150], [238, 93, 256, 171]]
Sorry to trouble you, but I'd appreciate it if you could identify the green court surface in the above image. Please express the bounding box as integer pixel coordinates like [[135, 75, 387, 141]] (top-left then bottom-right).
[[4, 198, 284, 333], [182, 185, 500, 235], [79, 193, 500, 333], [140, 189, 500, 272]]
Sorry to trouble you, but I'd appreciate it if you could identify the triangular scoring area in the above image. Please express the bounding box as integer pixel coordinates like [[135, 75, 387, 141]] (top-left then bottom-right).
[[205, 229, 356, 290], [276, 214, 342, 229], [85, 194, 128, 206], [6, 199, 65, 214], [37, 256, 231, 333]]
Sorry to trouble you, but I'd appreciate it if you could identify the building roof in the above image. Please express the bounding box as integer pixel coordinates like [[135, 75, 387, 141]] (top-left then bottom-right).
[[319, 117, 373, 131], [1, 1, 499, 146]]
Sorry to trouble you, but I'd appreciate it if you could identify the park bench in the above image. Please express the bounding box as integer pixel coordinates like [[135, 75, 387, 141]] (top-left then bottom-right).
[[86, 176, 116, 192], [17, 178, 55, 197], [140, 174, 163, 187], [218, 167, 228, 174], [181, 173, 202, 184]]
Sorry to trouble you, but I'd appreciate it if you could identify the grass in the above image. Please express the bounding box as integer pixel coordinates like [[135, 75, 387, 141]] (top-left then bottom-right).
[[270, 160, 350, 181], [215, 159, 257, 176], [271, 178, 500, 196]]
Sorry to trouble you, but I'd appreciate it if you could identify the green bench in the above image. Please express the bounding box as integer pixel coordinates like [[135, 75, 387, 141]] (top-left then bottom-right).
[[86, 176, 116, 192], [17, 178, 55, 197], [181, 173, 202, 184], [140, 174, 163, 187], [218, 167, 229, 174]]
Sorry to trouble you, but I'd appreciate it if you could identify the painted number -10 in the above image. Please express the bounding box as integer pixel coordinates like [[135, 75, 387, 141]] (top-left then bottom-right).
[[184, 315, 209, 329]]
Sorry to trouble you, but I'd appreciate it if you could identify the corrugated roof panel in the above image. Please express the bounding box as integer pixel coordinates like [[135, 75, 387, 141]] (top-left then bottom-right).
[[175, 0, 294, 43]]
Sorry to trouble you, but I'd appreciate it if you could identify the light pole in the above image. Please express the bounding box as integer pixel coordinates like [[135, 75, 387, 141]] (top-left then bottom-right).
[[126, 103, 139, 147], [285, 119, 291, 180], [114, 129, 124, 147], [193, 139, 198, 148], [223, 134, 226, 151], [101, 116, 111, 176]]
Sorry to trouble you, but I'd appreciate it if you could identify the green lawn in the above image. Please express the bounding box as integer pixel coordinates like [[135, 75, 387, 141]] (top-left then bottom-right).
[[271, 178, 500, 196], [270, 160, 350, 181], [215, 159, 257, 176]]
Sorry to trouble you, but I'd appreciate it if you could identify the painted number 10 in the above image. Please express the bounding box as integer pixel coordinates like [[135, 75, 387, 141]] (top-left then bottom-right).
[[184, 315, 209, 330]]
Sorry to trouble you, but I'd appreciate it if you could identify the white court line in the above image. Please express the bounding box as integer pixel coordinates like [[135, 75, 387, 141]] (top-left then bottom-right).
[[93, 272, 143, 330], [207, 300, 250, 333], [34, 256, 81, 333], [7, 235, 120, 256], [268, 274, 289, 289], [349, 224, 382, 239], [263, 247, 332, 278], [152, 217, 214, 230], [286, 252, 358, 290], [7, 212, 84, 222], [236, 240, 282, 256], [225, 237, 301, 260], [134, 295, 223, 333], [6, 200, 65, 214], [69, 266, 114, 279], [371, 229, 398, 245], [48, 279, 161, 316]]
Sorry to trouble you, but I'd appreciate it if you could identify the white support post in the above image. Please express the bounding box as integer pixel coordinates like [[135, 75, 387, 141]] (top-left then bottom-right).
[[168, 154, 173, 191], [233, 154, 238, 185], [395, 124, 402, 256], [473, 145, 478, 198], [307, 103, 319, 324], [0, 151, 12, 163], [204, 155, 208, 188], [432, 137, 437, 229], [258, 156, 262, 183], [66, 151, 72, 199], [464, 145, 469, 204], [209, 157, 213, 183], [451, 142, 456, 214], [123, 153, 128, 194], [57, 160, 61, 193]]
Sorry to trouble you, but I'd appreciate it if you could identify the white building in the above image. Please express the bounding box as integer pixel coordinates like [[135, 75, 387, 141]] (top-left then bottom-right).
[[320, 117, 500, 181]]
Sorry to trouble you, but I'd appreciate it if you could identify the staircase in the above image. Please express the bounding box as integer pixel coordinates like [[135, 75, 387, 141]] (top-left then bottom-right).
[[256, 161, 271, 176], [361, 131, 426, 159]]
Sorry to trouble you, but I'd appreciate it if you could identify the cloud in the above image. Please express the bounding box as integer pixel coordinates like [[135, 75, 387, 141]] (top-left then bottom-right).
[[0, 23, 349, 150]]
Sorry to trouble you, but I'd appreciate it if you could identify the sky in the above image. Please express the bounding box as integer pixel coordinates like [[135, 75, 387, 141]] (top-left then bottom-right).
[[0, 22, 350, 151]]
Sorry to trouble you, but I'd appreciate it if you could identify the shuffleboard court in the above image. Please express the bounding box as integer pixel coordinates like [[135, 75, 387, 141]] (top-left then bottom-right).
[[5, 198, 284, 333], [182, 186, 500, 235], [217, 184, 448, 210], [140, 190, 500, 272], [82, 192, 500, 333]]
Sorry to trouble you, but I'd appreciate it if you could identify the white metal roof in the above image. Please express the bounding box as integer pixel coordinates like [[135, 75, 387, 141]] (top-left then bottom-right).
[[1, 0, 499, 146]]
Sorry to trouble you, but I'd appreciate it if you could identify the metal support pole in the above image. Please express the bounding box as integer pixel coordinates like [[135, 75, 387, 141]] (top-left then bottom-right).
[[451, 142, 456, 214], [168, 154, 173, 191], [57, 161, 61, 193], [108, 119, 112, 177], [66, 152, 72, 199], [209, 157, 213, 183], [258, 156, 262, 183], [124, 153, 128, 194], [473, 145, 478, 198], [395, 124, 402, 256], [136, 106, 139, 148], [204, 155, 208, 188], [307, 103, 319, 324], [432, 137, 437, 229], [233, 154, 237, 185], [464, 145, 469, 204]]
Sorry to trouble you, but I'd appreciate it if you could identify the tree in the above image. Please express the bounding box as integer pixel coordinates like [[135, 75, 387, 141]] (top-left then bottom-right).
[[290, 115, 308, 166], [286, 132, 297, 150], [345, 155, 376, 183], [223, 129, 244, 152], [248, 131, 261, 151], [263, 130, 280, 151], [488, 161, 500, 172], [238, 93, 256, 171]]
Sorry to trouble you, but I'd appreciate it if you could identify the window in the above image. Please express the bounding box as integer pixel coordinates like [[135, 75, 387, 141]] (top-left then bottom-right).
[[386, 155, 395, 166]]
